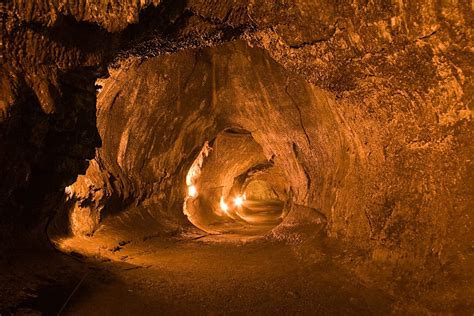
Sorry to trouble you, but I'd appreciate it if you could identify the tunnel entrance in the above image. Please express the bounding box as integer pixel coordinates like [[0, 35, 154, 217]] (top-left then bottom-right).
[[183, 129, 290, 235]]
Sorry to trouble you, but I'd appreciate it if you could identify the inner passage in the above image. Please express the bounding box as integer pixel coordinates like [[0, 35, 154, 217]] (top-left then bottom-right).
[[183, 129, 290, 235]]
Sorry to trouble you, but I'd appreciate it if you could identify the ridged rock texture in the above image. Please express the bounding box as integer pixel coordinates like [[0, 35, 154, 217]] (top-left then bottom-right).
[[0, 0, 472, 314]]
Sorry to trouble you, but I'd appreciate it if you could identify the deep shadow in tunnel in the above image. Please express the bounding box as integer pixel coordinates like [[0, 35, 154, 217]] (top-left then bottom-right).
[[0, 67, 102, 247]]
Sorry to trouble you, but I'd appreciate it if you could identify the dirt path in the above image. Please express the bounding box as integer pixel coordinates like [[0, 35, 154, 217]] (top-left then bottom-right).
[[61, 237, 394, 315]]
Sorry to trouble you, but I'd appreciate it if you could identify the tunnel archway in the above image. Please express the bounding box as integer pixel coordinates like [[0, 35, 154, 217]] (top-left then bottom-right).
[[183, 129, 290, 235], [48, 41, 347, 245]]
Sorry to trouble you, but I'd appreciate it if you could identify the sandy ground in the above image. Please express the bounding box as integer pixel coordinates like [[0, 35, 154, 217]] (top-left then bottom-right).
[[1, 230, 397, 315], [65, 238, 394, 315]]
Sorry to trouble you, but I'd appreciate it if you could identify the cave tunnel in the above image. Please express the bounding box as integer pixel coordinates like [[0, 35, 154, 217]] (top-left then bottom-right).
[[183, 129, 291, 235], [1, 1, 473, 315]]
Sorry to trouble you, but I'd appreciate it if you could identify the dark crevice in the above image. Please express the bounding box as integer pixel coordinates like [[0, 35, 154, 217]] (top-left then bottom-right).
[[416, 29, 439, 41], [292, 142, 311, 202], [288, 21, 339, 49], [285, 81, 312, 147]]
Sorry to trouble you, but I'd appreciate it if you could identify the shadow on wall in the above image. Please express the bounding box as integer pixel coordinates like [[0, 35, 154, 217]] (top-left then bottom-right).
[[0, 67, 102, 247]]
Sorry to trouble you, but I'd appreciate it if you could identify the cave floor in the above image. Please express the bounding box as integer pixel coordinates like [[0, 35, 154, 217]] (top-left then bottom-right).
[[63, 238, 394, 315], [1, 230, 397, 315]]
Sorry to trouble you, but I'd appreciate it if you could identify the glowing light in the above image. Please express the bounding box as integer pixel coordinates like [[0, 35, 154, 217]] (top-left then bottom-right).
[[233, 195, 244, 207], [188, 185, 197, 197], [220, 197, 229, 213]]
